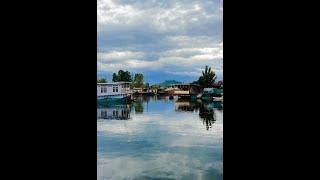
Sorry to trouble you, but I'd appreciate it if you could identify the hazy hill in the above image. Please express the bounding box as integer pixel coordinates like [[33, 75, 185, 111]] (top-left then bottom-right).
[[155, 80, 182, 88]]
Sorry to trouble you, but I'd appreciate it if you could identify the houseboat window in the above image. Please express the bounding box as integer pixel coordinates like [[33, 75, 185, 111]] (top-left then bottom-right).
[[101, 88, 103, 93], [116, 87, 118, 92]]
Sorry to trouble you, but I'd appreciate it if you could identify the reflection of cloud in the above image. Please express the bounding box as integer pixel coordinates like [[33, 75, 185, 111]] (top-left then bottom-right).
[[97, 114, 162, 134], [97, 111, 223, 138], [97, 103, 223, 180], [97, 152, 223, 180]]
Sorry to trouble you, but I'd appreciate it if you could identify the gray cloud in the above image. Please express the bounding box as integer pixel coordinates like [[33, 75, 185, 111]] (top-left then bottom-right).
[[98, 0, 223, 82]]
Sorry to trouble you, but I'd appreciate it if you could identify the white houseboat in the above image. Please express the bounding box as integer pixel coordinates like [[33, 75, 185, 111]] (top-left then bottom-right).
[[97, 82, 131, 104]]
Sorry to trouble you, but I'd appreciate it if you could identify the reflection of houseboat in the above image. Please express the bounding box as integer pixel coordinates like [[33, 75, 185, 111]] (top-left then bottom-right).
[[97, 105, 131, 120], [174, 99, 201, 112], [174, 99, 217, 130], [97, 82, 131, 104]]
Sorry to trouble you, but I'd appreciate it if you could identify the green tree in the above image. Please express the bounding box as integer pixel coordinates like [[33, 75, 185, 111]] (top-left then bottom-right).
[[121, 70, 132, 82], [133, 73, 144, 88], [112, 73, 119, 82], [97, 78, 107, 83], [113, 70, 132, 82], [118, 70, 125, 81], [198, 65, 217, 89]]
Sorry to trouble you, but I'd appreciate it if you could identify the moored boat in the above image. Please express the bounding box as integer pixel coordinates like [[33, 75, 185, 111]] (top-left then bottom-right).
[[202, 88, 223, 101], [97, 82, 131, 105]]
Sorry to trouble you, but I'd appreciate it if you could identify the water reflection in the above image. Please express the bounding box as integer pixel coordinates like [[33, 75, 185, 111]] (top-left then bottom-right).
[[97, 98, 222, 130], [174, 99, 200, 112], [174, 99, 222, 130], [97, 104, 131, 120], [133, 100, 144, 114], [97, 96, 223, 179], [199, 104, 216, 130]]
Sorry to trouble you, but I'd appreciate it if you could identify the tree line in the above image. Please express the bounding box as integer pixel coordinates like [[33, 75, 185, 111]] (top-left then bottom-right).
[[97, 70, 148, 88], [97, 65, 219, 89]]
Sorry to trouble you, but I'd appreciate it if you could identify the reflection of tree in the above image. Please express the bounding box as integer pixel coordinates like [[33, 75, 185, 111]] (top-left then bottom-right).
[[133, 101, 144, 114], [199, 104, 216, 130], [175, 99, 217, 130], [141, 95, 151, 102], [212, 101, 223, 110]]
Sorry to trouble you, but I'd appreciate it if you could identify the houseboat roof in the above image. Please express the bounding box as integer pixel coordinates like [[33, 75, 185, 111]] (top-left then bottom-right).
[[97, 82, 130, 85]]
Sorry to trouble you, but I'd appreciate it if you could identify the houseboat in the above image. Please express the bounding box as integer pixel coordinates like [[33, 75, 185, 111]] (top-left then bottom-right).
[[132, 88, 156, 96], [97, 82, 131, 104], [156, 88, 166, 95], [172, 84, 201, 100], [202, 88, 223, 101]]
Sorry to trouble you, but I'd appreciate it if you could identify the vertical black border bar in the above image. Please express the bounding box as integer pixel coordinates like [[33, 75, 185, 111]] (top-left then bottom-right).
[[2, 0, 98, 179]]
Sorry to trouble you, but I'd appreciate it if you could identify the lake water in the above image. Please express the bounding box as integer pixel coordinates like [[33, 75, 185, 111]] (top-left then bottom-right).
[[97, 96, 223, 180]]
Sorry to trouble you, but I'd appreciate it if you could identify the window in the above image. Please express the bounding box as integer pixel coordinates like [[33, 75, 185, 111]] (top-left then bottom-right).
[[113, 86, 118, 92], [101, 87, 107, 93], [101, 111, 107, 117]]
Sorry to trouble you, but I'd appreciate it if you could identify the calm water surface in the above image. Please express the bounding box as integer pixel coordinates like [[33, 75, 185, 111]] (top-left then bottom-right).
[[97, 96, 223, 180]]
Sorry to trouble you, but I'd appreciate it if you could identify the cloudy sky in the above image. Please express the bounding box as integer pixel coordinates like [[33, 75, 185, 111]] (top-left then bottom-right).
[[98, 0, 223, 84]]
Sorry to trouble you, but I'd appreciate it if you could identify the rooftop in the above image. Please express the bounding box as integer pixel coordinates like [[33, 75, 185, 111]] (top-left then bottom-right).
[[97, 81, 131, 85]]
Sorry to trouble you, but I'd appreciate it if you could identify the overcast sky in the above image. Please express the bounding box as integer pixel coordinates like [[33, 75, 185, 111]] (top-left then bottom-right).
[[98, 0, 223, 84]]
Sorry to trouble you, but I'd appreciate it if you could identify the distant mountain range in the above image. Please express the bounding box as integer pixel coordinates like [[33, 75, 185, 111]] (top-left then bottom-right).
[[154, 80, 183, 88]]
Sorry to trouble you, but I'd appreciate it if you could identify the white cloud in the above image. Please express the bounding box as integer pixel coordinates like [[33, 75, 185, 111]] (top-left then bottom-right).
[[98, 0, 222, 34], [97, 0, 223, 81], [97, 50, 159, 71], [98, 51, 144, 62]]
